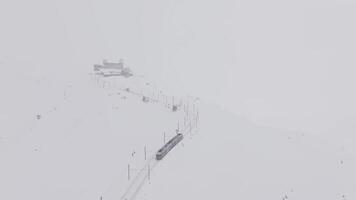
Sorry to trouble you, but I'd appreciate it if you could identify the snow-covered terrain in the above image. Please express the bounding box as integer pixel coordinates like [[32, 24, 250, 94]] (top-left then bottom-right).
[[0, 64, 197, 200], [1, 64, 355, 200], [1, 0, 356, 199], [146, 103, 356, 200]]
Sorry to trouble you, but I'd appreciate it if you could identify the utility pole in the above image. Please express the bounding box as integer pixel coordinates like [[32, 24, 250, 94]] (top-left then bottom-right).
[[144, 145, 147, 160], [197, 111, 199, 123], [186, 103, 189, 116], [163, 132, 166, 144]]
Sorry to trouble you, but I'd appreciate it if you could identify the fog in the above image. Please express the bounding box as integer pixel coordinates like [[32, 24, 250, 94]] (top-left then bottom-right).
[[1, 0, 355, 140]]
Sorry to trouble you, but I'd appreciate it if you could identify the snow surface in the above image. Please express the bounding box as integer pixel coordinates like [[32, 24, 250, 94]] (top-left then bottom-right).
[[0, 64, 195, 200], [1, 64, 355, 200], [146, 103, 356, 200], [1, 0, 356, 199]]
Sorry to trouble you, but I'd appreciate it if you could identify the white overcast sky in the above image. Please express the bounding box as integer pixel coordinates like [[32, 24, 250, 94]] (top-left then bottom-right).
[[1, 0, 355, 139]]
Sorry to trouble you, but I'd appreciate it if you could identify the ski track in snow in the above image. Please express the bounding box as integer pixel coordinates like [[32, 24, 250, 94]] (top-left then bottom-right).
[[120, 156, 157, 200]]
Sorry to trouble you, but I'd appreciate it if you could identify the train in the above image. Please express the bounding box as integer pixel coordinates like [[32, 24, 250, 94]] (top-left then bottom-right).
[[156, 133, 184, 160]]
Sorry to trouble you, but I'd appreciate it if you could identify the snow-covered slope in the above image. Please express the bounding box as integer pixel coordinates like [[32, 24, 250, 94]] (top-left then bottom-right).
[[1, 64, 355, 200], [144, 104, 356, 200], [0, 64, 191, 200]]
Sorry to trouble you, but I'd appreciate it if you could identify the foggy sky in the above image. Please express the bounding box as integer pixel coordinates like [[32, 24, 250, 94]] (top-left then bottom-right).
[[1, 0, 355, 140]]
